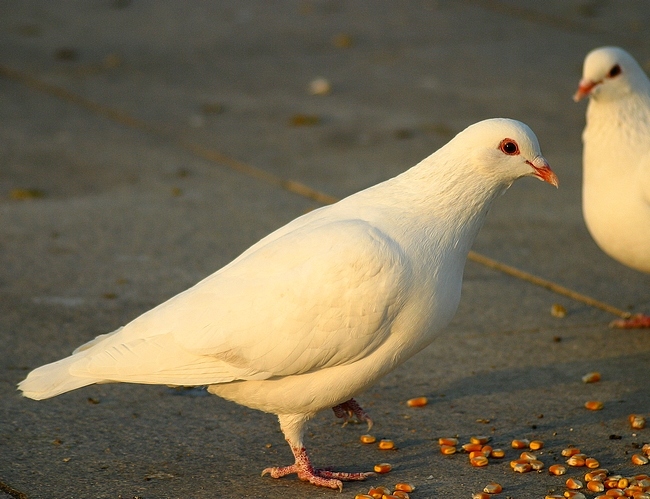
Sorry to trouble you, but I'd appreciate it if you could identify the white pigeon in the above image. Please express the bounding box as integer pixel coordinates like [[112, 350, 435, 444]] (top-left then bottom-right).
[[574, 46, 650, 328], [18, 118, 558, 490]]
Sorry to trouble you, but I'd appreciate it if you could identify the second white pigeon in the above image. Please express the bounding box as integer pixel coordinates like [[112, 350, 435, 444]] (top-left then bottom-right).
[[19, 118, 558, 490], [574, 46, 650, 328]]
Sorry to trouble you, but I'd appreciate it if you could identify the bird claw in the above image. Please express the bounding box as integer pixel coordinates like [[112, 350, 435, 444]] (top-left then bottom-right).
[[332, 398, 373, 430], [610, 313, 650, 329]]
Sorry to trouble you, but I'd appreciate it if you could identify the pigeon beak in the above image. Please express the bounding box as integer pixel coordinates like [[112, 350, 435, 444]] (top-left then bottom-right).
[[527, 156, 559, 188], [573, 79, 597, 102]]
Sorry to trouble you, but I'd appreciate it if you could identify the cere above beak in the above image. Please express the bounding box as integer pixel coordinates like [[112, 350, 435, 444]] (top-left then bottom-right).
[[573, 79, 597, 102], [527, 157, 559, 188]]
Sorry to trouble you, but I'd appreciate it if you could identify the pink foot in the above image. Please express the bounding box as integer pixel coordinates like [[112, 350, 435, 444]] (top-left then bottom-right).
[[332, 398, 373, 430], [262, 446, 375, 490], [610, 313, 650, 329]]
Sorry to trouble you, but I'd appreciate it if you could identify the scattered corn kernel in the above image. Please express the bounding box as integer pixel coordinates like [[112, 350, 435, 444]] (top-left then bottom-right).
[[587, 480, 605, 493], [438, 437, 458, 446], [511, 439, 530, 449], [642, 444, 650, 456], [530, 459, 545, 471], [582, 372, 601, 383], [520, 451, 538, 461], [585, 469, 608, 481], [481, 445, 493, 457], [355, 495, 375, 499], [513, 462, 532, 473], [632, 454, 649, 465], [379, 439, 395, 450], [551, 303, 567, 318], [394, 483, 415, 493], [469, 450, 486, 460], [483, 482, 503, 494], [470, 456, 489, 467], [381, 495, 399, 499], [586, 458, 601, 469], [566, 478, 584, 489], [567, 455, 587, 467], [490, 448, 505, 458], [603, 489, 624, 497], [472, 493, 491, 499], [564, 492, 587, 499], [585, 400, 604, 411], [406, 397, 428, 407], [630, 415, 646, 430], [616, 477, 629, 489], [545, 495, 564, 499], [549, 464, 568, 475], [360, 434, 376, 444], [603, 477, 620, 489], [530, 440, 544, 450], [511, 459, 529, 469], [463, 443, 484, 452], [440, 445, 457, 455], [470, 435, 491, 445], [308, 77, 331, 96], [392, 492, 410, 499], [373, 463, 392, 473], [562, 448, 581, 457], [368, 486, 391, 499]]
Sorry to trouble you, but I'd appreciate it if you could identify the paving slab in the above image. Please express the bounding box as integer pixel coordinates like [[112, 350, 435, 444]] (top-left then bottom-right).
[[1, 1, 650, 498]]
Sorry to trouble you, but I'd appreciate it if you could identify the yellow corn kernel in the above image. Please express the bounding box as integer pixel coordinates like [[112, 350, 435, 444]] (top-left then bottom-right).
[[368, 487, 391, 499], [520, 451, 538, 461], [355, 495, 375, 499], [585, 400, 604, 411], [470, 435, 491, 445], [483, 482, 503, 494], [632, 454, 650, 465], [511, 439, 530, 449], [440, 445, 456, 455], [582, 372, 601, 383], [585, 458, 600, 469], [406, 397, 428, 408], [490, 448, 505, 458], [469, 450, 486, 460], [631, 415, 646, 430], [584, 469, 608, 481], [470, 456, 489, 467], [511, 459, 529, 469], [392, 491, 410, 499], [549, 464, 568, 476], [472, 493, 490, 499], [566, 478, 583, 489], [530, 459, 545, 471], [438, 437, 458, 446], [394, 483, 415, 493], [360, 434, 376, 444], [562, 448, 581, 457], [567, 455, 587, 467], [481, 445, 493, 457], [616, 477, 629, 489], [462, 443, 483, 452], [529, 440, 544, 450], [587, 480, 605, 493], [373, 463, 392, 473], [512, 462, 532, 473], [378, 439, 395, 450], [603, 489, 624, 497]]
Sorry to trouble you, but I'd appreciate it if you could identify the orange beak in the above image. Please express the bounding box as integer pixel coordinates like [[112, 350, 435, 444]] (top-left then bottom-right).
[[573, 79, 598, 102], [528, 157, 559, 188]]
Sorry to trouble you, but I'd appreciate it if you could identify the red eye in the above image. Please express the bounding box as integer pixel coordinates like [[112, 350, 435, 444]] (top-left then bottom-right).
[[499, 138, 519, 155]]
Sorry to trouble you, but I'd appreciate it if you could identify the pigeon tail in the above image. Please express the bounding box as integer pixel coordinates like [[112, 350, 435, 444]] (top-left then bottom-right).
[[18, 354, 100, 400]]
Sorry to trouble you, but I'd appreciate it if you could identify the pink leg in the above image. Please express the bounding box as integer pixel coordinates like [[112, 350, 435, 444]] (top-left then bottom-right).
[[262, 445, 374, 491], [332, 398, 373, 430], [610, 313, 650, 329]]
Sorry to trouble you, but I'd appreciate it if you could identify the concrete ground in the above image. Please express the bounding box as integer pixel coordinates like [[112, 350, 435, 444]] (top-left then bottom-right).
[[1, 1, 650, 498]]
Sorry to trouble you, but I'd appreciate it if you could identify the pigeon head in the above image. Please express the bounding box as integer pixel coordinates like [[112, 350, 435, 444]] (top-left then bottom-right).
[[452, 118, 558, 188], [573, 46, 649, 102]]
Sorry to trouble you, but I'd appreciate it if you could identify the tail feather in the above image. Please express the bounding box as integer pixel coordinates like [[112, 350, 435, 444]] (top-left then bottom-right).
[[18, 354, 102, 400]]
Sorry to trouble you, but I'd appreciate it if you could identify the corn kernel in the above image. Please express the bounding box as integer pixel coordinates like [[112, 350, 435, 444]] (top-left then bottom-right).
[[470, 435, 491, 445], [490, 448, 505, 458], [586, 458, 601, 469], [585, 469, 608, 481], [632, 454, 650, 465], [529, 440, 544, 450], [564, 492, 587, 499], [511, 439, 530, 449], [520, 451, 538, 461], [438, 437, 458, 446], [545, 495, 564, 499], [406, 397, 428, 407], [392, 492, 410, 499], [394, 483, 415, 493], [567, 455, 587, 467], [463, 443, 483, 452], [616, 477, 629, 489], [368, 487, 391, 499], [360, 434, 376, 444], [643, 444, 650, 456], [530, 459, 545, 471], [470, 456, 489, 467], [481, 445, 493, 457], [355, 495, 375, 499], [483, 482, 503, 494], [587, 480, 605, 493], [582, 372, 601, 383], [381, 495, 399, 499], [378, 439, 395, 450], [440, 445, 456, 455], [549, 464, 568, 475], [585, 400, 604, 411], [373, 463, 392, 473], [472, 493, 490, 499], [631, 416, 646, 430], [562, 448, 581, 457], [469, 450, 485, 460], [566, 478, 584, 489], [603, 489, 624, 497], [513, 462, 532, 473]]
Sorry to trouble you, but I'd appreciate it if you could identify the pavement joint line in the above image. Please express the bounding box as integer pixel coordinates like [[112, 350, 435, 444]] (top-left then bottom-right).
[[0, 479, 28, 499], [0, 64, 631, 320]]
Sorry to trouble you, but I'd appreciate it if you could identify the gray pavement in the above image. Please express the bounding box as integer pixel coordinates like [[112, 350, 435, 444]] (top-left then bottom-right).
[[1, 1, 650, 498]]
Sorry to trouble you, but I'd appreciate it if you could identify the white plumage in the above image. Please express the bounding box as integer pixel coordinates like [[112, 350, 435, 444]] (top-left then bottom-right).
[[19, 118, 557, 490], [574, 46, 650, 328]]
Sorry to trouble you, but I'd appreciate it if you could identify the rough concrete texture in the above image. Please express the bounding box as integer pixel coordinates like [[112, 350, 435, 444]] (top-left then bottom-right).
[[1, 1, 650, 498]]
